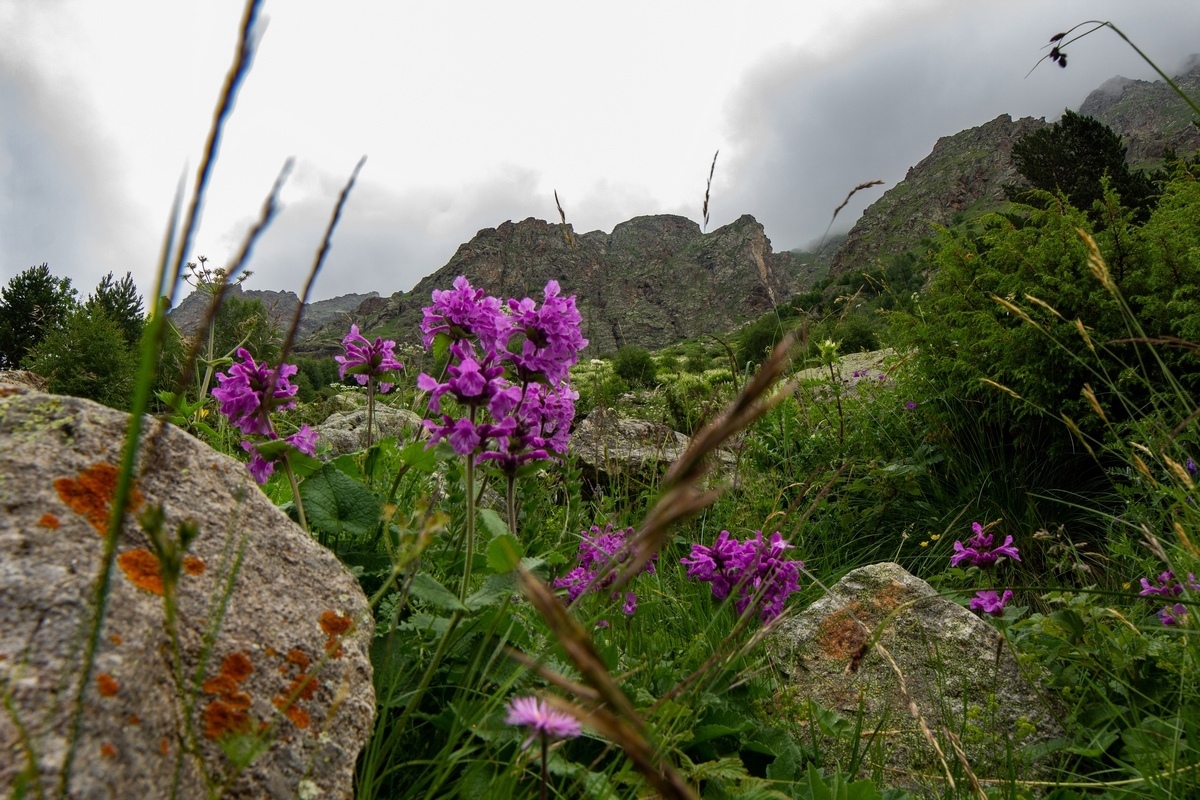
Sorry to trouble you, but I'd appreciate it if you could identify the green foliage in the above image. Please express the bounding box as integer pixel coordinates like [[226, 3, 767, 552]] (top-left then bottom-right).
[[1010, 109, 1157, 221], [736, 312, 790, 368], [23, 307, 137, 408], [86, 271, 145, 348], [612, 345, 657, 387], [0, 263, 77, 369], [212, 294, 280, 363]]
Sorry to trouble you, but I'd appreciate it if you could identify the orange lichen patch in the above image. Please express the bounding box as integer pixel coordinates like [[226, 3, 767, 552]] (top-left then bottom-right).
[[110, 633, 123, 645], [286, 648, 311, 671], [264, 646, 277, 657], [320, 611, 353, 659], [0, 387, 19, 397], [201, 674, 239, 697], [272, 692, 312, 729], [100, 742, 117, 758], [221, 652, 253, 682], [117, 549, 164, 595], [868, 581, 910, 616], [53, 462, 143, 535], [160, 737, 170, 756], [127, 714, 141, 726], [37, 513, 60, 529], [183, 556, 206, 576], [815, 607, 868, 662], [280, 673, 318, 703], [203, 700, 251, 740], [96, 673, 120, 697]]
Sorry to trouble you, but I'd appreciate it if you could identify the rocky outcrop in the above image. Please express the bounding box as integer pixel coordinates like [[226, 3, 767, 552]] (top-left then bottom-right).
[[0, 369, 48, 390], [0, 388, 374, 799], [769, 562, 1061, 793], [315, 406, 424, 458], [170, 284, 380, 340], [1080, 59, 1200, 165], [830, 114, 1047, 276], [299, 214, 822, 357]]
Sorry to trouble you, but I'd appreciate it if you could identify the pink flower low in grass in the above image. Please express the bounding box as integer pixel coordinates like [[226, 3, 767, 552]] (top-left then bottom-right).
[[970, 589, 1014, 616], [504, 696, 582, 749]]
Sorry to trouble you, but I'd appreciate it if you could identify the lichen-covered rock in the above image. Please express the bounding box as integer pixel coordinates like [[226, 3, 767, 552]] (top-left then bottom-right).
[[314, 405, 423, 458], [769, 562, 1061, 793], [0, 388, 374, 799], [570, 408, 734, 491], [0, 369, 49, 391]]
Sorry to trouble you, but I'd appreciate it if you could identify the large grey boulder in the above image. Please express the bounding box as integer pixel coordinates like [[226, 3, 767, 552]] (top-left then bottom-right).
[[769, 562, 1061, 793], [0, 388, 374, 799], [315, 405, 423, 458], [570, 408, 735, 490]]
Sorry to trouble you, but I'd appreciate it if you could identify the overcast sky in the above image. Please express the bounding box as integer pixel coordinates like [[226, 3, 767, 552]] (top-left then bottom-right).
[[1, 1, 1197, 303]]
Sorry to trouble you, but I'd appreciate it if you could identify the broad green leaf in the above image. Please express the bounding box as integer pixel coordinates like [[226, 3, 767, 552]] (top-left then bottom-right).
[[409, 572, 467, 612], [465, 573, 515, 611], [477, 508, 509, 539], [299, 463, 381, 538], [400, 439, 439, 473], [486, 534, 523, 573]]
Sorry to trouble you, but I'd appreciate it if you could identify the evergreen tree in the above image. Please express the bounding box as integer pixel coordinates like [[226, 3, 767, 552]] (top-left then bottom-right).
[[24, 307, 137, 409], [86, 272, 145, 348], [1010, 110, 1157, 220], [0, 264, 77, 369]]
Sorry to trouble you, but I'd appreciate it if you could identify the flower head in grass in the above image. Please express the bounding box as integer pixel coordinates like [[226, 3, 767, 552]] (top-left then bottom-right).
[[552, 524, 654, 615], [682, 530, 803, 623], [970, 589, 1013, 616], [1140, 571, 1198, 599], [1187, 458, 1198, 477], [504, 696, 582, 749], [1158, 603, 1188, 626], [479, 383, 578, 474], [241, 425, 319, 485], [421, 275, 510, 351], [336, 324, 403, 393], [904, 400, 918, 410], [507, 280, 588, 385], [950, 522, 1021, 568], [211, 348, 299, 436]]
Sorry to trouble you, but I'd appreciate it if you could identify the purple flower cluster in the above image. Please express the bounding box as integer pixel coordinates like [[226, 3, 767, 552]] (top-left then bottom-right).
[[212, 349, 319, 484], [417, 277, 585, 467], [681, 530, 803, 623], [504, 696, 582, 749], [552, 524, 655, 616], [1140, 570, 1198, 626], [970, 589, 1013, 616], [336, 324, 403, 393], [950, 523, 1021, 568]]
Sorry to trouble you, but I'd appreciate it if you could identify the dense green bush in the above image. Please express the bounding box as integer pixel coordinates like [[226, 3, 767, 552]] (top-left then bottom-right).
[[612, 344, 657, 387], [0, 263, 77, 369], [24, 308, 137, 409]]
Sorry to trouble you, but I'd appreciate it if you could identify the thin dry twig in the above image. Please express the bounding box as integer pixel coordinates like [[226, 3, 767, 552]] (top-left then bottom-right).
[[554, 190, 575, 249], [702, 150, 718, 231]]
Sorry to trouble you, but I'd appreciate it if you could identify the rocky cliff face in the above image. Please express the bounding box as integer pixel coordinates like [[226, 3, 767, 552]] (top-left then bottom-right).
[[829, 114, 1047, 275], [307, 214, 820, 356], [169, 285, 379, 340], [1079, 59, 1200, 165]]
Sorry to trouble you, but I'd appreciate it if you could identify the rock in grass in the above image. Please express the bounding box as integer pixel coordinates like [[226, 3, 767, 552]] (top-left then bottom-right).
[[769, 562, 1062, 792], [314, 405, 423, 458], [0, 388, 374, 799]]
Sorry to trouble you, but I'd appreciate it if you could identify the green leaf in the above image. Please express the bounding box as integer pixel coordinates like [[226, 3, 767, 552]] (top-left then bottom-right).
[[409, 572, 467, 612], [477, 508, 509, 540], [486, 534, 523, 573], [399, 439, 439, 473], [432, 331, 451, 364], [465, 572, 516, 611], [298, 463, 381, 538]]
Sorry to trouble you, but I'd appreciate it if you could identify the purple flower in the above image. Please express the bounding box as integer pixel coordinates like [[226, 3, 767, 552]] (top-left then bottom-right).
[[1187, 458, 1197, 476], [506, 280, 588, 385], [970, 589, 1013, 616], [1158, 603, 1188, 626], [336, 324, 403, 393], [239, 425, 320, 485], [504, 696, 582, 749], [950, 522, 1021, 568], [211, 348, 299, 436], [552, 524, 655, 614], [904, 400, 918, 410], [421, 275, 511, 352], [682, 530, 803, 623], [1140, 571, 1182, 598]]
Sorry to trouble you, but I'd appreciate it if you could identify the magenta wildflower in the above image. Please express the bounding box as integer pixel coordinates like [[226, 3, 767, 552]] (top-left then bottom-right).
[[336, 324, 403, 393], [1187, 458, 1197, 476], [682, 530, 803, 623], [506, 280, 588, 385], [904, 400, 918, 410], [211, 348, 299, 436], [970, 589, 1014, 616], [1158, 603, 1188, 626], [552, 524, 655, 615], [421, 275, 511, 352], [504, 696, 582, 749], [240, 425, 319, 485], [1139, 571, 1183, 598], [950, 522, 1021, 568]]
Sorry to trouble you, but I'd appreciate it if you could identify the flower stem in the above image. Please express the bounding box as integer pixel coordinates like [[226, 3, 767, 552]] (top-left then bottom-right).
[[366, 374, 376, 451], [507, 474, 517, 539], [540, 734, 549, 800], [460, 455, 476, 603], [283, 455, 308, 533]]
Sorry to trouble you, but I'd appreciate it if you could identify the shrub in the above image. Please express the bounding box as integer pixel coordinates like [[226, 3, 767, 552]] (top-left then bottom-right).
[[24, 308, 137, 409], [612, 345, 657, 388]]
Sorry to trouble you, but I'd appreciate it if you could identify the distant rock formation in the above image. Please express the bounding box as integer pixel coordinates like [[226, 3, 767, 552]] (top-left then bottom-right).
[[1079, 58, 1200, 165], [302, 214, 820, 356], [169, 284, 380, 340]]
